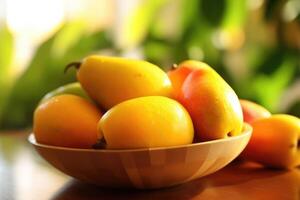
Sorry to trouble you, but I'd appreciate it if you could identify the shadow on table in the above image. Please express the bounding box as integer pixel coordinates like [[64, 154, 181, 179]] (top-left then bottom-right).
[[51, 178, 206, 200], [51, 162, 300, 200]]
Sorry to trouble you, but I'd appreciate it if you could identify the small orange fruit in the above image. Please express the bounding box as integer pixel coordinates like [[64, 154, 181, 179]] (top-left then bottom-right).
[[33, 94, 102, 148]]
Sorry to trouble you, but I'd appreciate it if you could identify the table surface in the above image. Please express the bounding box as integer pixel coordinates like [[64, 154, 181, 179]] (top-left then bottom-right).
[[0, 131, 299, 200]]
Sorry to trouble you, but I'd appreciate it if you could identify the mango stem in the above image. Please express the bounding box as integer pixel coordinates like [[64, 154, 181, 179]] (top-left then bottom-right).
[[172, 64, 178, 70], [64, 62, 82, 74]]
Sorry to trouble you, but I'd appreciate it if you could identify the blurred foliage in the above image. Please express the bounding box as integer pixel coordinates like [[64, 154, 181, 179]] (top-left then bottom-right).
[[0, 0, 299, 129], [0, 25, 14, 122], [0, 21, 113, 129]]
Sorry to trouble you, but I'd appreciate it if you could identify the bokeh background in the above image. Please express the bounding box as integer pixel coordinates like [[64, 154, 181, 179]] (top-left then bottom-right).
[[0, 0, 299, 130]]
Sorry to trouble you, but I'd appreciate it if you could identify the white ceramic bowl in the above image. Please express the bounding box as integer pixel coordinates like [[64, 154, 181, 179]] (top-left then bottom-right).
[[29, 123, 252, 189]]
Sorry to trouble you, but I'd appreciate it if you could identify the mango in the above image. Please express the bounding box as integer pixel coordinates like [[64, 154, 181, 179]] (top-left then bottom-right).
[[168, 60, 213, 99], [240, 99, 271, 124], [238, 99, 271, 160], [40, 82, 91, 104], [242, 114, 300, 169], [67, 56, 172, 110], [170, 60, 243, 141], [99, 96, 194, 149], [34, 94, 102, 148]]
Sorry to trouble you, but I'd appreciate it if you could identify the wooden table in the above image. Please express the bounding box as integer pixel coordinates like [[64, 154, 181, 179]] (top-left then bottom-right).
[[0, 131, 299, 200]]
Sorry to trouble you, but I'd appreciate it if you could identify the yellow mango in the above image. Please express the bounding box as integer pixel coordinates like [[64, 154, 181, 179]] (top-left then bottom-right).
[[67, 56, 172, 110], [99, 96, 194, 149]]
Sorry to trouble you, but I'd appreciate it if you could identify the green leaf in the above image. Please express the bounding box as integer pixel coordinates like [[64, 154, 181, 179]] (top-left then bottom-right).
[[144, 40, 175, 69], [201, 0, 226, 26], [0, 25, 14, 120], [0, 25, 13, 76], [222, 0, 247, 29], [51, 20, 86, 58], [252, 56, 296, 112], [121, 0, 169, 48], [179, 0, 200, 35]]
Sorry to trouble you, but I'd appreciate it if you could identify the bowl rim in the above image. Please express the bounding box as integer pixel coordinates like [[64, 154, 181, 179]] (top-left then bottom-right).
[[28, 123, 252, 153]]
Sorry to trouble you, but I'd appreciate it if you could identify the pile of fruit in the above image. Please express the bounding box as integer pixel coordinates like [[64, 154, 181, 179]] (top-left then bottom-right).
[[33, 56, 300, 169]]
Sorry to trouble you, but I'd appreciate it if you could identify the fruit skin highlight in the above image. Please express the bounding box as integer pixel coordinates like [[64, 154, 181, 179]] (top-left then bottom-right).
[[99, 96, 194, 149], [69, 55, 172, 110], [33, 94, 102, 148], [168, 60, 213, 99], [169, 60, 243, 141], [240, 99, 271, 124], [242, 114, 300, 169]]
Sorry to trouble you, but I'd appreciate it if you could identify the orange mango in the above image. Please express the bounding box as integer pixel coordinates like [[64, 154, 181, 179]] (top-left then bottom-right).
[[240, 99, 271, 124], [34, 94, 102, 148], [243, 114, 300, 169], [168, 60, 243, 141]]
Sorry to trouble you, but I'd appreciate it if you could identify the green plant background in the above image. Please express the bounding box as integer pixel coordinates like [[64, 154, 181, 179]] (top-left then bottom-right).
[[0, 0, 299, 130]]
